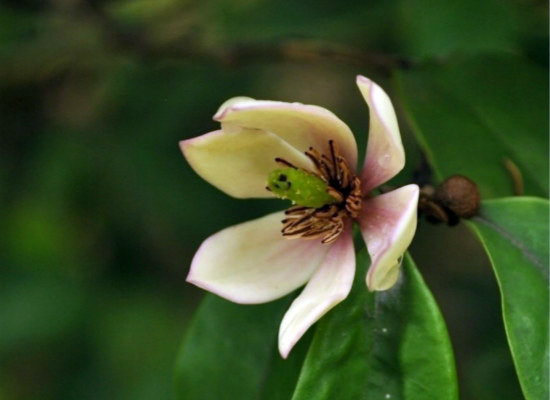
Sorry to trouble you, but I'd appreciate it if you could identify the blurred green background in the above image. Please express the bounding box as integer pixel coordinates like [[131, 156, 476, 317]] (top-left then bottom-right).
[[0, 0, 547, 399]]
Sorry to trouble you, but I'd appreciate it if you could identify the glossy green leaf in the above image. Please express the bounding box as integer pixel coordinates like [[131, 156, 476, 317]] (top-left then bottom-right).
[[174, 293, 308, 400], [291, 252, 458, 400], [395, 55, 548, 198], [468, 197, 549, 400]]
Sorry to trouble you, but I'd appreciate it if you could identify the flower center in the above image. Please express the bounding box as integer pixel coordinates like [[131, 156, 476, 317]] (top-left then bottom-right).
[[266, 168, 339, 208], [266, 140, 362, 244]]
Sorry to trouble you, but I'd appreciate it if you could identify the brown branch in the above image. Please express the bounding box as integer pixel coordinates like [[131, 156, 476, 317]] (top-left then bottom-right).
[[79, 1, 413, 73]]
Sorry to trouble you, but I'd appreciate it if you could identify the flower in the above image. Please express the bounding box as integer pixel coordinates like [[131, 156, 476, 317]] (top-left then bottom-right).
[[180, 76, 419, 358]]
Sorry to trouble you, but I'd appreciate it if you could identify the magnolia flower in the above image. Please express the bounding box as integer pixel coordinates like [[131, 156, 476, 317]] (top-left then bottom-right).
[[180, 76, 419, 358]]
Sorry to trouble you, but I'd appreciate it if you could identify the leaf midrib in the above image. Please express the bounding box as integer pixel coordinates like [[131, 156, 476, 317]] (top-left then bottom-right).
[[472, 214, 548, 280]]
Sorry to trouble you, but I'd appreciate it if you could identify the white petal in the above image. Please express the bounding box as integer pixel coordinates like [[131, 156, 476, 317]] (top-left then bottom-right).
[[358, 184, 419, 291], [180, 129, 314, 198], [215, 100, 358, 170], [278, 225, 355, 358], [356, 76, 405, 192], [213, 96, 255, 119], [187, 212, 330, 304]]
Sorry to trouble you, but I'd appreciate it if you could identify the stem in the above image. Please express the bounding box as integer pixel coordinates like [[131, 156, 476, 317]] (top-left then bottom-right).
[[503, 158, 524, 196]]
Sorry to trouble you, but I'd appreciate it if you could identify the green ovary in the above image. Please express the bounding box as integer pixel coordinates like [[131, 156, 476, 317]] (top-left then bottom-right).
[[266, 168, 338, 208]]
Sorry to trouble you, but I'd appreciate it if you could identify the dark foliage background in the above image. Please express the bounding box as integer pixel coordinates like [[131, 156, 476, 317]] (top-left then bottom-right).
[[0, 0, 547, 399]]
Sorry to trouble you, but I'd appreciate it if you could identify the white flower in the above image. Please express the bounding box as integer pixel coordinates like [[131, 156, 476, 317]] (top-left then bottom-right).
[[180, 76, 419, 358]]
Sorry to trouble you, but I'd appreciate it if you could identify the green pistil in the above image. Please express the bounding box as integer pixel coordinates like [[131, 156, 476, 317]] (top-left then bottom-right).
[[266, 168, 338, 208]]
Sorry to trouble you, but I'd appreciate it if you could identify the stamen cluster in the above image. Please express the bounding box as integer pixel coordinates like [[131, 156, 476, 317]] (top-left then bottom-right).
[[277, 140, 362, 244]]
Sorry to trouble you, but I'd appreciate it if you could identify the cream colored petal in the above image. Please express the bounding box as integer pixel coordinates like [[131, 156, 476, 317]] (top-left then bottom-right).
[[180, 129, 314, 198], [213, 96, 255, 119], [356, 76, 405, 192], [358, 184, 419, 291], [278, 225, 355, 358], [215, 100, 358, 170], [187, 212, 330, 304]]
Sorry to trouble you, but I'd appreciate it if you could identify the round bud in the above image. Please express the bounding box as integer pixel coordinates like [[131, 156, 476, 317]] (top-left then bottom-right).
[[435, 175, 480, 218]]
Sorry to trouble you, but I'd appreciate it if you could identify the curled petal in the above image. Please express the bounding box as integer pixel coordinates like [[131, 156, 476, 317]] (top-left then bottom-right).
[[356, 76, 405, 192], [213, 96, 255, 119], [278, 225, 355, 358], [187, 212, 330, 304], [180, 129, 314, 198], [358, 184, 419, 291], [215, 99, 358, 170]]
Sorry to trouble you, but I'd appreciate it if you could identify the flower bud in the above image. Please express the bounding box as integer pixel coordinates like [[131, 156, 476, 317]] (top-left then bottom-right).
[[435, 175, 480, 219]]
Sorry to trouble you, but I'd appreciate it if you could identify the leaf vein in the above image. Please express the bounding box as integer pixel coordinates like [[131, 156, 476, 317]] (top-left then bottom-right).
[[473, 215, 548, 281]]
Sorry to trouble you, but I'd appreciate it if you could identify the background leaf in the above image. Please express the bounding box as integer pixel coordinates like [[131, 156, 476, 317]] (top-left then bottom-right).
[[395, 54, 549, 198], [396, 0, 519, 59], [174, 293, 309, 400], [291, 252, 458, 400], [468, 197, 549, 400]]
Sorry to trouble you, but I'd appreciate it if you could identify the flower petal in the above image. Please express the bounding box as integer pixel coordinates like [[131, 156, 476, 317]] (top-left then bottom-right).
[[213, 96, 255, 119], [356, 76, 405, 192], [358, 184, 419, 291], [181, 129, 314, 198], [187, 211, 330, 304], [215, 99, 358, 169], [278, 225, 355, 358]]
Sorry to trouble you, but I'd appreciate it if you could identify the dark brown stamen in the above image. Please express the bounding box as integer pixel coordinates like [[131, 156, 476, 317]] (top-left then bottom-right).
[[326, 187, 344, 203], [328, 140, 338, 180], [305, 148, 324, 174], [285, 205, 310, 215], [275, 157, 298, 169]]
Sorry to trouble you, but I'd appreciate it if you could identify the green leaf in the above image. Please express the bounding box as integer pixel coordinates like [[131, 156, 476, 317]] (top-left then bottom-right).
[[468, 197, 549, 400], [395, 54, 549, 198], [174, 293, 308, 400], [291, 252, 458, 400], [396, 0, 520, 59]]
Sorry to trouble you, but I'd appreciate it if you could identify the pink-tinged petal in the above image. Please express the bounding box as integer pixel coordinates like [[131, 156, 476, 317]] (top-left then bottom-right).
[[357, 76, 405, 192], [278, 225, 355, 358], [180, 129, 314, 198], [215, 100, 358, 169], [213, 96, 255, 119], [358, 184, 419, 291], [187, 211, 330, 304]]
